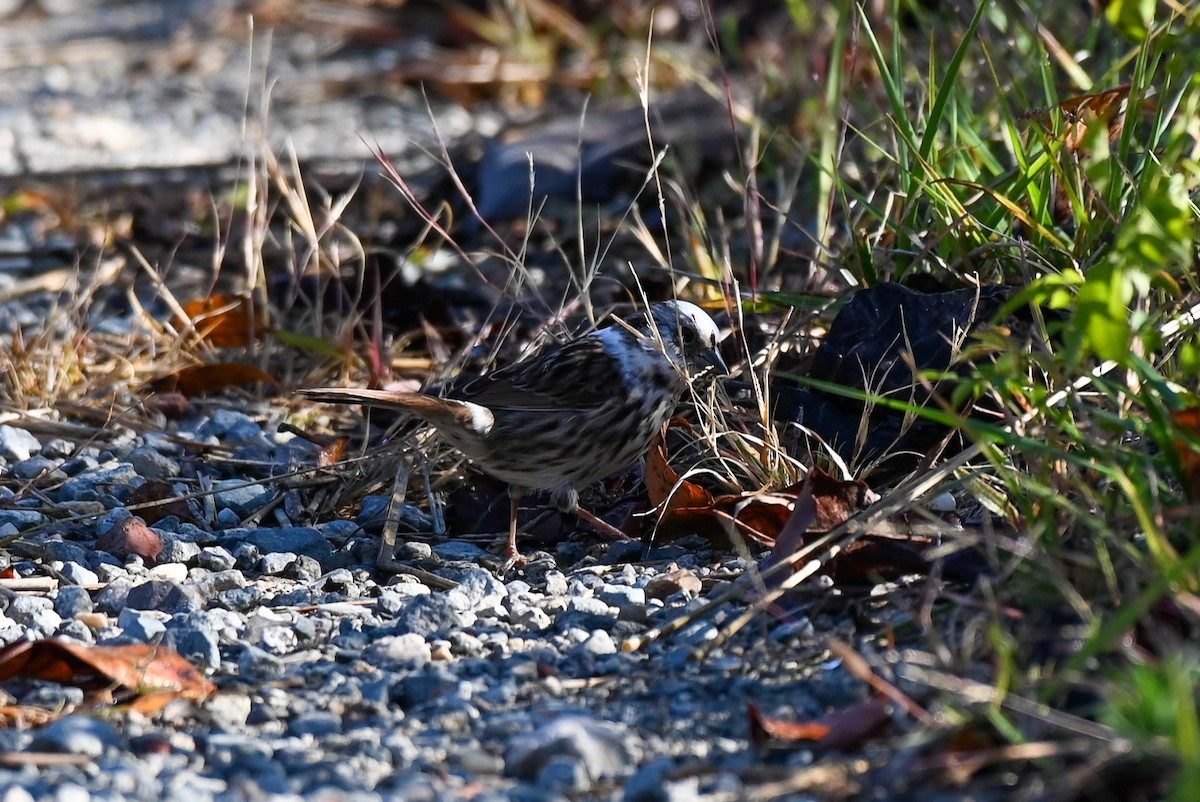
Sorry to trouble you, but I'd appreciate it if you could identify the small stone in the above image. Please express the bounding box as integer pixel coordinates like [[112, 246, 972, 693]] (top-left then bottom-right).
[[166, 614, 221, 669], [188, 569, 244, 597], [394, 593, 475, 638], [289, 711, 341, 738], [597, 584, 646, 613], [9, 456, 67, 483], [258, 552, 296, 576], [432, 541, 491, 561], [59, 562, 99, 587], [259, 625, 297, 655], [156, 536, 201, 565], [126, 445, 179, 480], [0, 425, 40, 461], [41, 439, 75, 459], [21, 685, 85, 711], [231, 526, 332, 562], [147, 562, 188, 583], [576, 629, 617, 657], [216, 586, 262, 611], [212, 480, 273, 517], [237, 645, 285, 680], [364, 634, 432, 667], [392, 541, 433, 561], [125, 580, 200, 614], [198, 546, 236, 571], [506, 716, 632, 783], [0, 509, 45, 530], [204, 693, 251, 729], [30, 714, 120, 757], [54, 586, 94, 618], [117, 608, 168, 641]]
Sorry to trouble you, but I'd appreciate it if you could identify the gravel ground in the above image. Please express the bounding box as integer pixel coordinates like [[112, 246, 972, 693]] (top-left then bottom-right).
[[0, 405, 868, 801], [0, 4, 885, 800]]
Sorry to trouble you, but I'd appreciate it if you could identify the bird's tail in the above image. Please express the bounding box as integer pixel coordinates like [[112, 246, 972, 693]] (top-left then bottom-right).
[[296, 387, 494, 433]]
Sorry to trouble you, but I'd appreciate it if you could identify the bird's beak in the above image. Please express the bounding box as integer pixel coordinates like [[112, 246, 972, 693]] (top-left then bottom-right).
[[702, 347, 729, 378]]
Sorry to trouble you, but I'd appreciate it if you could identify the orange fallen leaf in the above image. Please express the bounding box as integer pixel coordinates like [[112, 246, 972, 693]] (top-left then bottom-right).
[[179, 293, 267, 347], [748, 697, 891, 751], [151, 363, 279, 398], [1170, 407, 1200, 501], [0, 640, 214, 704], [318, 435, 350, 468]]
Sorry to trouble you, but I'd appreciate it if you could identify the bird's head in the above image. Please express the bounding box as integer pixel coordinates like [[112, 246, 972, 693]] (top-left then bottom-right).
[[644, 300, 728, 381]]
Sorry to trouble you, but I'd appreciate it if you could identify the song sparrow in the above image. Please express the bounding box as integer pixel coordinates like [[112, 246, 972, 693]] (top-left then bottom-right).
[[299, 300, 727, 565]]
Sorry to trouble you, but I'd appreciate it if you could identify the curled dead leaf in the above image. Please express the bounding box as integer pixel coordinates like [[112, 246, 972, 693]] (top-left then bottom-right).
[[179, 293, 267, 347], [0, 640, 214, 707], [150, 363, 279, 398]]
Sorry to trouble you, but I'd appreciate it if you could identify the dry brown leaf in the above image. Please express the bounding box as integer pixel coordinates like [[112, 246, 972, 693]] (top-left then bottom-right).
[[144, 392, 192, 419], [318, 435, 350, 467], [1170, 407, 1200, 501], [0, 640, 213, 703], [151, 363, 279, 398], [126, 480, 195, 526], [748, 698, 891, 751], [179, 293, 267, 347]]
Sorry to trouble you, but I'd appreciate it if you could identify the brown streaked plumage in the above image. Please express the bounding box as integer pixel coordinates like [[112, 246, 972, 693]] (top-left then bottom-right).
[[299, 300, 726, 566]]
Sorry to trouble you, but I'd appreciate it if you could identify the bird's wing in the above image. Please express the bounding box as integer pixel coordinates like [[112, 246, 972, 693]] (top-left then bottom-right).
[[451, 335, 621, 412]]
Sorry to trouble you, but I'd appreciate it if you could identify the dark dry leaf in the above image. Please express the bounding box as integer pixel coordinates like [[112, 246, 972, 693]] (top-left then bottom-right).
[[1170, 407, 1200, 501], [179, 293, 267, 347], [126, 480, 194, 526], [318, 435, 350, 467], [150, 363, 280, 398], [748, 698, 891, 751], [144, 392, 192, 419], [0, 640, 214, 702]]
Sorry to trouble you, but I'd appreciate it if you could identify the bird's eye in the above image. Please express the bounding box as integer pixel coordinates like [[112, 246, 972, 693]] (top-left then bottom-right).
[[681, 326, 699, 345]]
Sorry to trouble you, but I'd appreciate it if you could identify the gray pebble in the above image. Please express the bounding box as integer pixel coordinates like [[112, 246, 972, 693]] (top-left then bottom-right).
[[288, 710, 342, 738], [117, 608, 167, 641], [53, 586, 94, 618], [394, 593, 476, 638], [43, 539, 92, 566], [157, 536, 201, 565], [576, 629, 618, 657], [0, 425, 40, 461], [259, 624, 298, 654], [0, 508, 45, 530], [40, 439, 75, 459], [125, 579, 201, 614], [364, 633, 431, 667], [9, 455, 67, 482], [126, 445, 179, 480], [432, 541, 492, 561], [59, 561, 100, 585], [30, 715, 121, 757], [166, 614, 222, 669], [198, 546, 237, 571], [258, 552, 297, 575], [21, 685, 85, 711], [236, 526, 332, 561], [506, 716, 632, 783], [212, 480, 273, 517]]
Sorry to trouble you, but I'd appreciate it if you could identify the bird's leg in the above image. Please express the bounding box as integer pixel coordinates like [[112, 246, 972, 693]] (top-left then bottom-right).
[[500, 494, 526, 573]]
